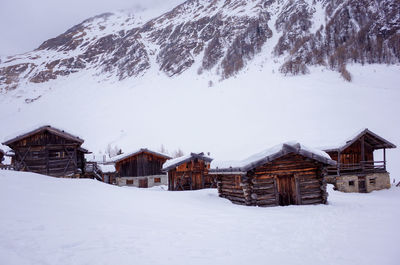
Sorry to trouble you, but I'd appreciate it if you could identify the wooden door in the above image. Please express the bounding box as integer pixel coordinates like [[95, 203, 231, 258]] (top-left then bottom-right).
[[139, 178, 148, 188], [358, 176, 366, 193], [277, 175, 296, 206]]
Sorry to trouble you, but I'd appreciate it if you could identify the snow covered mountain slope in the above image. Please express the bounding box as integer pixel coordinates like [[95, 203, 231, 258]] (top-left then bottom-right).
[[0, 170, 399, 265], [0, 62, 399, 179], [0, 0, 399, 91]]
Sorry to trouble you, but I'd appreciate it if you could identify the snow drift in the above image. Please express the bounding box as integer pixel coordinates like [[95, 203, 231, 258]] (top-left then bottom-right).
[[0, 170, 399, 265]]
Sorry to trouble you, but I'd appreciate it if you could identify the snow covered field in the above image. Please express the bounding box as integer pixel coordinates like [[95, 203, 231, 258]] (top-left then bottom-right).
[[0, 170, 399, 265]]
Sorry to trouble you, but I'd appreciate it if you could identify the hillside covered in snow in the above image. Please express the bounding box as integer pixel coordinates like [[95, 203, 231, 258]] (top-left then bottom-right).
[[0, 170, 399, 265], [0, 0, 399, 177]]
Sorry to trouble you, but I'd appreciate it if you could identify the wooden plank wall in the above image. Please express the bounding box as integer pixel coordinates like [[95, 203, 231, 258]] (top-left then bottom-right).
[[328, 140, 374, 164], [10, 131, 84, 177], [216, 154, 328, 207], [168, 159, 214, 191], [116, 152, 167, 177]]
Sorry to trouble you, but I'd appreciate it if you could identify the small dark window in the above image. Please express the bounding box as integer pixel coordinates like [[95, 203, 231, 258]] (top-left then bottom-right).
[[126, 179, 134, 185], [349, 181, 355, 186], [369, 178, 376, 185], [32, 151, 41, 159], [154, 177, 161, 183]]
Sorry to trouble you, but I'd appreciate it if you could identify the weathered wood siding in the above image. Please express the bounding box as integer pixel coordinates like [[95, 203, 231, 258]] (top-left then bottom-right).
[[168, 159, 215, 191], [115, 152, 168, 177], [328, 140, 374, 165], [9, 131, 85, 177], [216, 154, 328, 207], [217, 175, 246, 204]]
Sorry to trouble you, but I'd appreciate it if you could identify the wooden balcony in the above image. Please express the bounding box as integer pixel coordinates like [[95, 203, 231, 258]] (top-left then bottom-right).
[[327, 161, 386, 176]]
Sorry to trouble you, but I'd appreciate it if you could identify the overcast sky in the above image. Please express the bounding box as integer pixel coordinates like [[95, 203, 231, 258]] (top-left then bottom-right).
[[0, 0, 185, 56]]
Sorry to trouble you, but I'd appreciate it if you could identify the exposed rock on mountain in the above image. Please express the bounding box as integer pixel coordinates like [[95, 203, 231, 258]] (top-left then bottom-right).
[[0, 0, 399, 92]]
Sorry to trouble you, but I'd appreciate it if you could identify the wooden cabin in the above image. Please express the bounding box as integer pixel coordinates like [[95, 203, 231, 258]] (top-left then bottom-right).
[[324, 129, 396, 193], [0, 149, 4, 164], [97, 163, 117, 184], [113, 148, 171, 188], [209, 142, 336, 207], [2, 125, 89, 177], [162, 152, 215, 191], [83, 161, 116, 183]]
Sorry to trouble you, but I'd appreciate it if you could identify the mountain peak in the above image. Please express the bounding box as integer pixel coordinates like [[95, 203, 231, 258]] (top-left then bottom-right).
[[0, 0, 399, 92]]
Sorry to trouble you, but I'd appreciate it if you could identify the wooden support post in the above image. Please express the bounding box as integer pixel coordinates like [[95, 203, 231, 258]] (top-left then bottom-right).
[[337, 151, 341, 176], [295, 175, 301, 205], [189, 171, 193, 190], [383, 148, 386, 171], [273, 176, 279, 206], [201, 171, 205, 189], [46, 148, 49, 175], [361, 136, 365, 172]]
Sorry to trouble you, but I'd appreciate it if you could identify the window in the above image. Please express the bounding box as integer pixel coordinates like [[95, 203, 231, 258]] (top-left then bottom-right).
[[349, 180, 355, 186], [154, 177, 161, 183], [31, 151, 41, 159], [50, 151, 64, 158], [369, 178, 376, 185], [126, 179, 134, 185]]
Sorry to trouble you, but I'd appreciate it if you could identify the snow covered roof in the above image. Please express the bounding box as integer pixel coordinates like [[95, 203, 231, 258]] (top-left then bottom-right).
[[162, 152, 213, 171], [210, 142, 336, 173], [2, 125, 85, 146], [97, 164, 116, 173], [323, 128, 396, 153], [111, 148, 171, 163]]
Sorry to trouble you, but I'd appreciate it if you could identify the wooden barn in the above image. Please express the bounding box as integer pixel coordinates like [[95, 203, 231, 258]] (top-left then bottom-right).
[[113, 148, 171, 188], [162, 152, 215, 191], [2, 125, 89, 177], [209, 142, 336, 207], [324, 129, 396, 193]]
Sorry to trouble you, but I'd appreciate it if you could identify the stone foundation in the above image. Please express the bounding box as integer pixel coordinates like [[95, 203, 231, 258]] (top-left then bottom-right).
[[333, 172, 391, 193], [116, 174, 167, 188]]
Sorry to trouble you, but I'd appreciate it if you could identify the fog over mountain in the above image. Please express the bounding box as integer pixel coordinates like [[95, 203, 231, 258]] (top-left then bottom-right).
[[0, 0, 185, 56]]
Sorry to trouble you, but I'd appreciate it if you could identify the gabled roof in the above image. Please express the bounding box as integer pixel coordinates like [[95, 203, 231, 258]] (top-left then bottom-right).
[[323, 128, 396, 153], [162, 152, 213, 171], [2, 125, 84, 146], [112, 148, 171, 163], [210, 142, 336, 174], [97, 163, 116, 173]]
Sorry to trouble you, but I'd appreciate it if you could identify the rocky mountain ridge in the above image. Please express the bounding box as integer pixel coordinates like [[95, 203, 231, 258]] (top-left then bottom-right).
[[0, 0, 399, 92]]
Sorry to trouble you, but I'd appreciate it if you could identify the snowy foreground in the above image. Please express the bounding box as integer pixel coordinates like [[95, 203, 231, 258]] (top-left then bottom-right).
[[0, 171, 399, 265]]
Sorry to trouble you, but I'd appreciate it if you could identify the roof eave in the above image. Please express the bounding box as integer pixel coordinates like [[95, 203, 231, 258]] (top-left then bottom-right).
[[3, 125, 84, 146], [162, 154, 213, 172], [113, 148, 172, 163]]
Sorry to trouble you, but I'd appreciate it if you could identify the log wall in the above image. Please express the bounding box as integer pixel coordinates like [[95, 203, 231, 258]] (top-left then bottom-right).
[[216, 154, 328, 207]]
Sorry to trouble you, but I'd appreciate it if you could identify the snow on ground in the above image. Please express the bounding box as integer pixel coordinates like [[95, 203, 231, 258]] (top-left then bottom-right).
[[0, 170, 399, 265]]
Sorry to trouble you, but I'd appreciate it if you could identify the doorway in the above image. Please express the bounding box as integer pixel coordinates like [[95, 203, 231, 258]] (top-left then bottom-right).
[[358, 176, 366, 193], [139, 178, 148, 188], [277, 175, 296, 206]]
